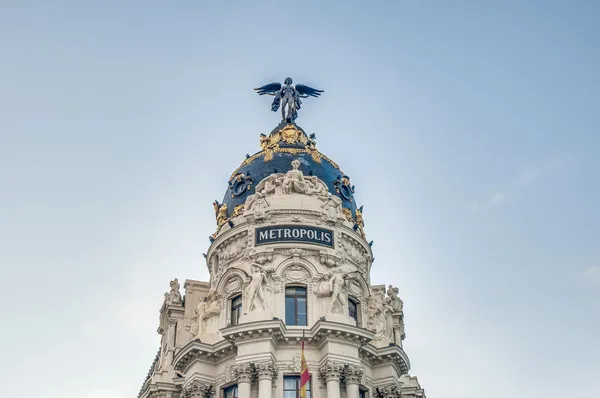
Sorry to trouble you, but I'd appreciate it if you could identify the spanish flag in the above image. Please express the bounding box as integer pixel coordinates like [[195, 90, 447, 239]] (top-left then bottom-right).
[[300, 332, 309, 398]]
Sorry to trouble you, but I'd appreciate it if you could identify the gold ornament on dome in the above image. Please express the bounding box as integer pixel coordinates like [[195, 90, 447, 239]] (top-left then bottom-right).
[[230, 204, 245, 219], [342, 208, 354, 223], [355, 206, 365, 237]]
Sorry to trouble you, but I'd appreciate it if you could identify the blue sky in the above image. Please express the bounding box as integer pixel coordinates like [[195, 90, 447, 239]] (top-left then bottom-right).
[[1, 1, 599, 397]]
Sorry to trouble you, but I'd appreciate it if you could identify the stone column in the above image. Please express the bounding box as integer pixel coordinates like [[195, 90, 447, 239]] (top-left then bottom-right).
[[256, 360, 277, 398], [319, 361, 344, 398], [345, 365, 364, 398], [234, 362, 254, 398]]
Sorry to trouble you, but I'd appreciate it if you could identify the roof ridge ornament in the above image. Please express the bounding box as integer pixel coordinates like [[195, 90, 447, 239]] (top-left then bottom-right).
[[255, 77, 323, 122]]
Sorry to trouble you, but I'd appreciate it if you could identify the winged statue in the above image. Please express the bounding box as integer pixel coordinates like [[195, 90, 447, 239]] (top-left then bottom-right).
[[254, 77, 323, 122]]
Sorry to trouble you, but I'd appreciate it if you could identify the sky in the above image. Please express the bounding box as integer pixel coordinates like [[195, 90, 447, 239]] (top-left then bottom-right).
[[1, 1, 599, 397]]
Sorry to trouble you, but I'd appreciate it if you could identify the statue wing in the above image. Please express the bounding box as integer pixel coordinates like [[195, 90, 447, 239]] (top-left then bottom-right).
[[295, 84, 324, 98], [254, 82, 282, 96]]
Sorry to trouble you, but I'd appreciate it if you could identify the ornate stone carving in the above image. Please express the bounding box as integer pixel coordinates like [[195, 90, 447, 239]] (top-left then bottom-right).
[[318, 361, 345, 383], [321, 193, 342, 223], [248, 159, 330, 201], [233, 362, 255, 383], [222, 364, 236, 383], [165, 278, 182, 306], [214, 232, 248, 266], [182, 382, 213, 398], [341, 234, 369, 268], [244, 191, 270, 221], [315, 273, 333, 297], [245, 263, 274, 313], [255, 360, 278, 381], [283, 265, 310, 283], [287, 353, 302, 372], [347, 279, 363, 297], [320, 252, 342, 268], [345, 365, 365, 385], [224, 276, 243, 294], [376, 384, 401, 398]]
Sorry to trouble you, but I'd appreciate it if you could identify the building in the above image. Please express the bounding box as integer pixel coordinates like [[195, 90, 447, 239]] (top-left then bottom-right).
[[138, 106, 427, 398]]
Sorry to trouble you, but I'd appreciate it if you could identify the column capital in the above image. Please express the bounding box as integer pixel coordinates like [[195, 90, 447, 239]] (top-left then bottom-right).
[[376, 383, 401, 398], [233, 362, 255, 384], [318, 360, 345, 383], [344, 365, 365, 386], [181, 381, 213, 398], [256, 359, 278, 381]]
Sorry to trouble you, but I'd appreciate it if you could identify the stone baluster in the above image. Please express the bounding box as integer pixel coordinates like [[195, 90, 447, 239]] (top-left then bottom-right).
[[345, 365, 364, 398], [256, 360, 277, 398], [319, 361, 344, 398]]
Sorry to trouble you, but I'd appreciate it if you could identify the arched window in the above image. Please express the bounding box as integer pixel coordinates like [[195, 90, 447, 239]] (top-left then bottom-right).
[[230, 295, 242, 326], [285, 286, 307, 326]]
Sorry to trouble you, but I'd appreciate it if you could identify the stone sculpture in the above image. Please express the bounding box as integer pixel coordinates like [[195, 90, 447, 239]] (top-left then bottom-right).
[[367, 288, 387, 341], [282, 159, 307, 194], [191, 291, 221, 338], [386, 285, 403, 312], [245, 263, 273, 313], [328, 267, 348, 314], [165, 278, 182, 306], [245, 160, 331, 208]]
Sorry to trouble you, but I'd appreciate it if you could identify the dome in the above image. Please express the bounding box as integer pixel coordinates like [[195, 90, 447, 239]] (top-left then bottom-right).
[[214, 121, 359, 226]]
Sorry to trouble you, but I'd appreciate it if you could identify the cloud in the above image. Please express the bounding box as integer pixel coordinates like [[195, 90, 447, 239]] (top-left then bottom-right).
[[583, 266, 600, 287]]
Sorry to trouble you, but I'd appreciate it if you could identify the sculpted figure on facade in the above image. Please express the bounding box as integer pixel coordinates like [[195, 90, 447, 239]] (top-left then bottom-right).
[[245, 262, 273, 313], [248, 159, 331, 203], [282, 159, 308, 194], [191, 291, 221, 338], [166, 278, 182, 306], [191, 298, 207, 337], [367, 288, 387, 341], [328, 267, 348, 314], [386, 285, 403, 312]]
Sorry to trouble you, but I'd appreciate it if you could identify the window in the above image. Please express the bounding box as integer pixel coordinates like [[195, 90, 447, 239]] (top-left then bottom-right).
[[360, 389, 368, 398], [285, 286, 307, 326], [230, 295, 242, 326], [348, 298, 358, 325], [224, 384, 238, 398], [284, 375, 311, 398]]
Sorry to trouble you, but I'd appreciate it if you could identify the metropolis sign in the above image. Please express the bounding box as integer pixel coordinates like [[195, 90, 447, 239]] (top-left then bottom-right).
[[255, 225, 334, 248]]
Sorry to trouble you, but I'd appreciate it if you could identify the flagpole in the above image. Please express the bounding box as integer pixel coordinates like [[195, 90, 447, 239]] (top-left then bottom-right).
[[300, 330, 309, 398]]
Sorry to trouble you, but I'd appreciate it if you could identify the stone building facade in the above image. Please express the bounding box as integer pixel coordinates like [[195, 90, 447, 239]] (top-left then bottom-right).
[[138, 121, 427, 398]]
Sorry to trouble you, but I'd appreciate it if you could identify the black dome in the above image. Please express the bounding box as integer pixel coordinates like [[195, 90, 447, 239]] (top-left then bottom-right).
[[218, 122, 358, 222]]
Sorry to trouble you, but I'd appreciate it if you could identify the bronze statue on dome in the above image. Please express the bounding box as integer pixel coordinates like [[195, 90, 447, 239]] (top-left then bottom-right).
[[254, 77, 323, 122]]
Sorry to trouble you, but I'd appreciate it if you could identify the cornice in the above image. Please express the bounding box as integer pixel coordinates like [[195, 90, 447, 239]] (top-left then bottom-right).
[[359, 343, 410, 375], [173, 339, 236, 372]]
